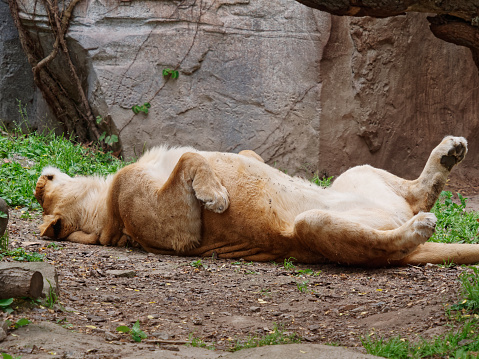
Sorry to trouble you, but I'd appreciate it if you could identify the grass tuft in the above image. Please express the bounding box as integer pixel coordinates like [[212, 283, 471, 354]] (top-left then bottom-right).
[[430, 191, 479, 244], [230, 323, 301, 351]]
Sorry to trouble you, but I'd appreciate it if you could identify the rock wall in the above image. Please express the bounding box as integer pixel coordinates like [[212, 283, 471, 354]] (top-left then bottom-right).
[[10, 0, 330, 173], [0, 0, 57, 133], [320, 14, 479, 185]]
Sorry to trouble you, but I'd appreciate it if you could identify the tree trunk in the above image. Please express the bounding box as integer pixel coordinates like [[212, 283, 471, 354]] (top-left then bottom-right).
[[0, 268, 44, 299]]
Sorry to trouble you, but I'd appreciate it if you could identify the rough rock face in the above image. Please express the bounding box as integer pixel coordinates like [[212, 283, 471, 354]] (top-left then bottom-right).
[[10, 0, 330, 173], [319, 13, 479, 184], [0, 0, 57, 132]]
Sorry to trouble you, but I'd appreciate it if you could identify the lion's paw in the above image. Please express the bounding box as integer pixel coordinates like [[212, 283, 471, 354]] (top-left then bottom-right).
[[195, 184, 230, 214], [439, 136, 468, 171], [412, 212, 437, 239]]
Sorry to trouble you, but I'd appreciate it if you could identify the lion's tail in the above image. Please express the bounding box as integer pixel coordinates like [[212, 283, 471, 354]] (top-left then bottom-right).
[[397, 242, 479, 266]]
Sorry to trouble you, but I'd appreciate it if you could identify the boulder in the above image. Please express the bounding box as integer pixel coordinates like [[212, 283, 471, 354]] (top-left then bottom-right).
[[319, 13, 479, 184]]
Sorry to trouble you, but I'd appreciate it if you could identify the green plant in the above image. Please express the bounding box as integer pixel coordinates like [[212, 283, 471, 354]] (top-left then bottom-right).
[[283, 257, 296, 271], [3, 247, 44, 262], [13, 318, 30, 329], [131, 102, 151, 115], [295, 268, 321, 276], [116, 320, 147, 342], [296, 280, 309, 293], [0, 298, 14, 314], [311, 174, 334, 187], [46, 242, 62, 250], [230, 323, 301, 351], [0, 232, 8, 252], [187, 335, 216, 350], [95, 115, 118, 146], [44, 279, 58, 308], [362, 322, 479, 359], [430, 191, 479, 244], [1, 353, 21, 359], [451, 267, 479, 313], [162, 68, 179, 79], [0, 247, 44, 262], [190, 259, 207, 269]]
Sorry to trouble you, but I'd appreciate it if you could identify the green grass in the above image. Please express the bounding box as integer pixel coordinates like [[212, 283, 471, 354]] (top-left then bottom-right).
[[0, 128, 126, 210], [430, 191, 479, 244], [363, 266, 479, 359], [230, 323, 301, 351], [187, 335, 216, 350], [451, 267, 479, 313], [311, 174, 334, 187], [362, 322, 479, 359]]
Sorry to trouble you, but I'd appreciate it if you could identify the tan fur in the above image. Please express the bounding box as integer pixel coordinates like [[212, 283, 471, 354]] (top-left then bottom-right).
[[35, 136, 479, 266]]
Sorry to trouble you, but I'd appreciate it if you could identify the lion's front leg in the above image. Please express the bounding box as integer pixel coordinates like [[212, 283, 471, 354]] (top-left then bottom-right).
[[408, 136, 467, 212], [292, 210, 436, 266]]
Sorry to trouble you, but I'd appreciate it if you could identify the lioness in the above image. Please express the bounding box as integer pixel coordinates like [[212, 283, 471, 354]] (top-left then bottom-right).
[[35, 136, 479, 266]]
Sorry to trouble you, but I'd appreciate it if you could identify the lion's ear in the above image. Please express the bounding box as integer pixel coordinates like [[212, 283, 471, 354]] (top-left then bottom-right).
[[39, 214, 62, 238]]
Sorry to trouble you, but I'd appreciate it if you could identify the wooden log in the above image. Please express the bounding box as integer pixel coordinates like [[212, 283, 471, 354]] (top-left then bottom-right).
[[0, 267, 44, 299]]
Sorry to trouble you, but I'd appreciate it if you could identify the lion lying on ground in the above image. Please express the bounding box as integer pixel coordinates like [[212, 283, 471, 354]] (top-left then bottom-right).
[[34, 136, 479, 266]]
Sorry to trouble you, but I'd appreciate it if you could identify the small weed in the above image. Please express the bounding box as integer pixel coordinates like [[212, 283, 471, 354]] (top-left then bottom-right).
[[46, 242, 62, 250], [190, 259, 207, 270], [296, 280, 309, 293], [283, 257, 296, 271], [116, 320, 147, 342], [131, 102, 151, 115], [43, 279, 58, 308], [230, 323, 301, 351], [0, 212, 7, 218], [0, 247, 44, 262], [96, 116, 119, 146], [0, 232, 8, 251], [163, 68, 179, 79], [295, 268, 321, 276], [187, 334, 216, 350], [20, 209, 32, 220], [1, 353, 22, 359], [259, 288, 271, 297], [311, 174, 334, 188], [0, 298, 14, 314], [13, 318, 30, 329]]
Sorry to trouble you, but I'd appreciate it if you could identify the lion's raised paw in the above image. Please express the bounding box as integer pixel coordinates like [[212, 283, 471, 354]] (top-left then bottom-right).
[[439, 136, 467, 171]]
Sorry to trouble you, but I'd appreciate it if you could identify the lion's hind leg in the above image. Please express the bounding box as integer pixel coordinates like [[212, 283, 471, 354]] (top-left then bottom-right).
[[292, 209, 436, 266]]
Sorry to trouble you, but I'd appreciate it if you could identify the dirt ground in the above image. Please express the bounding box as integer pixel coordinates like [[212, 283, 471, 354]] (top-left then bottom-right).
[[1, 186, 479, 358]]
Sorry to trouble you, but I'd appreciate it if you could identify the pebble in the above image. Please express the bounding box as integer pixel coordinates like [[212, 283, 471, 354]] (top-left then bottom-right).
[[104, 331, 121, 341], [250, 306, 261, 313]]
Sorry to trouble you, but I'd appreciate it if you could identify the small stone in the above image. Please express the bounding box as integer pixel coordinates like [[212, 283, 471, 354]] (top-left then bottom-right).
[[152, 332, 170, 340], [192, 317, 203, 325], [0, 327, 6, 342], [308, 324, 320, 331], [106, 270, 136, 278], [162, 345, 180, 351], [250, 306, 261, 313], [105, 331, 120, 341]]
